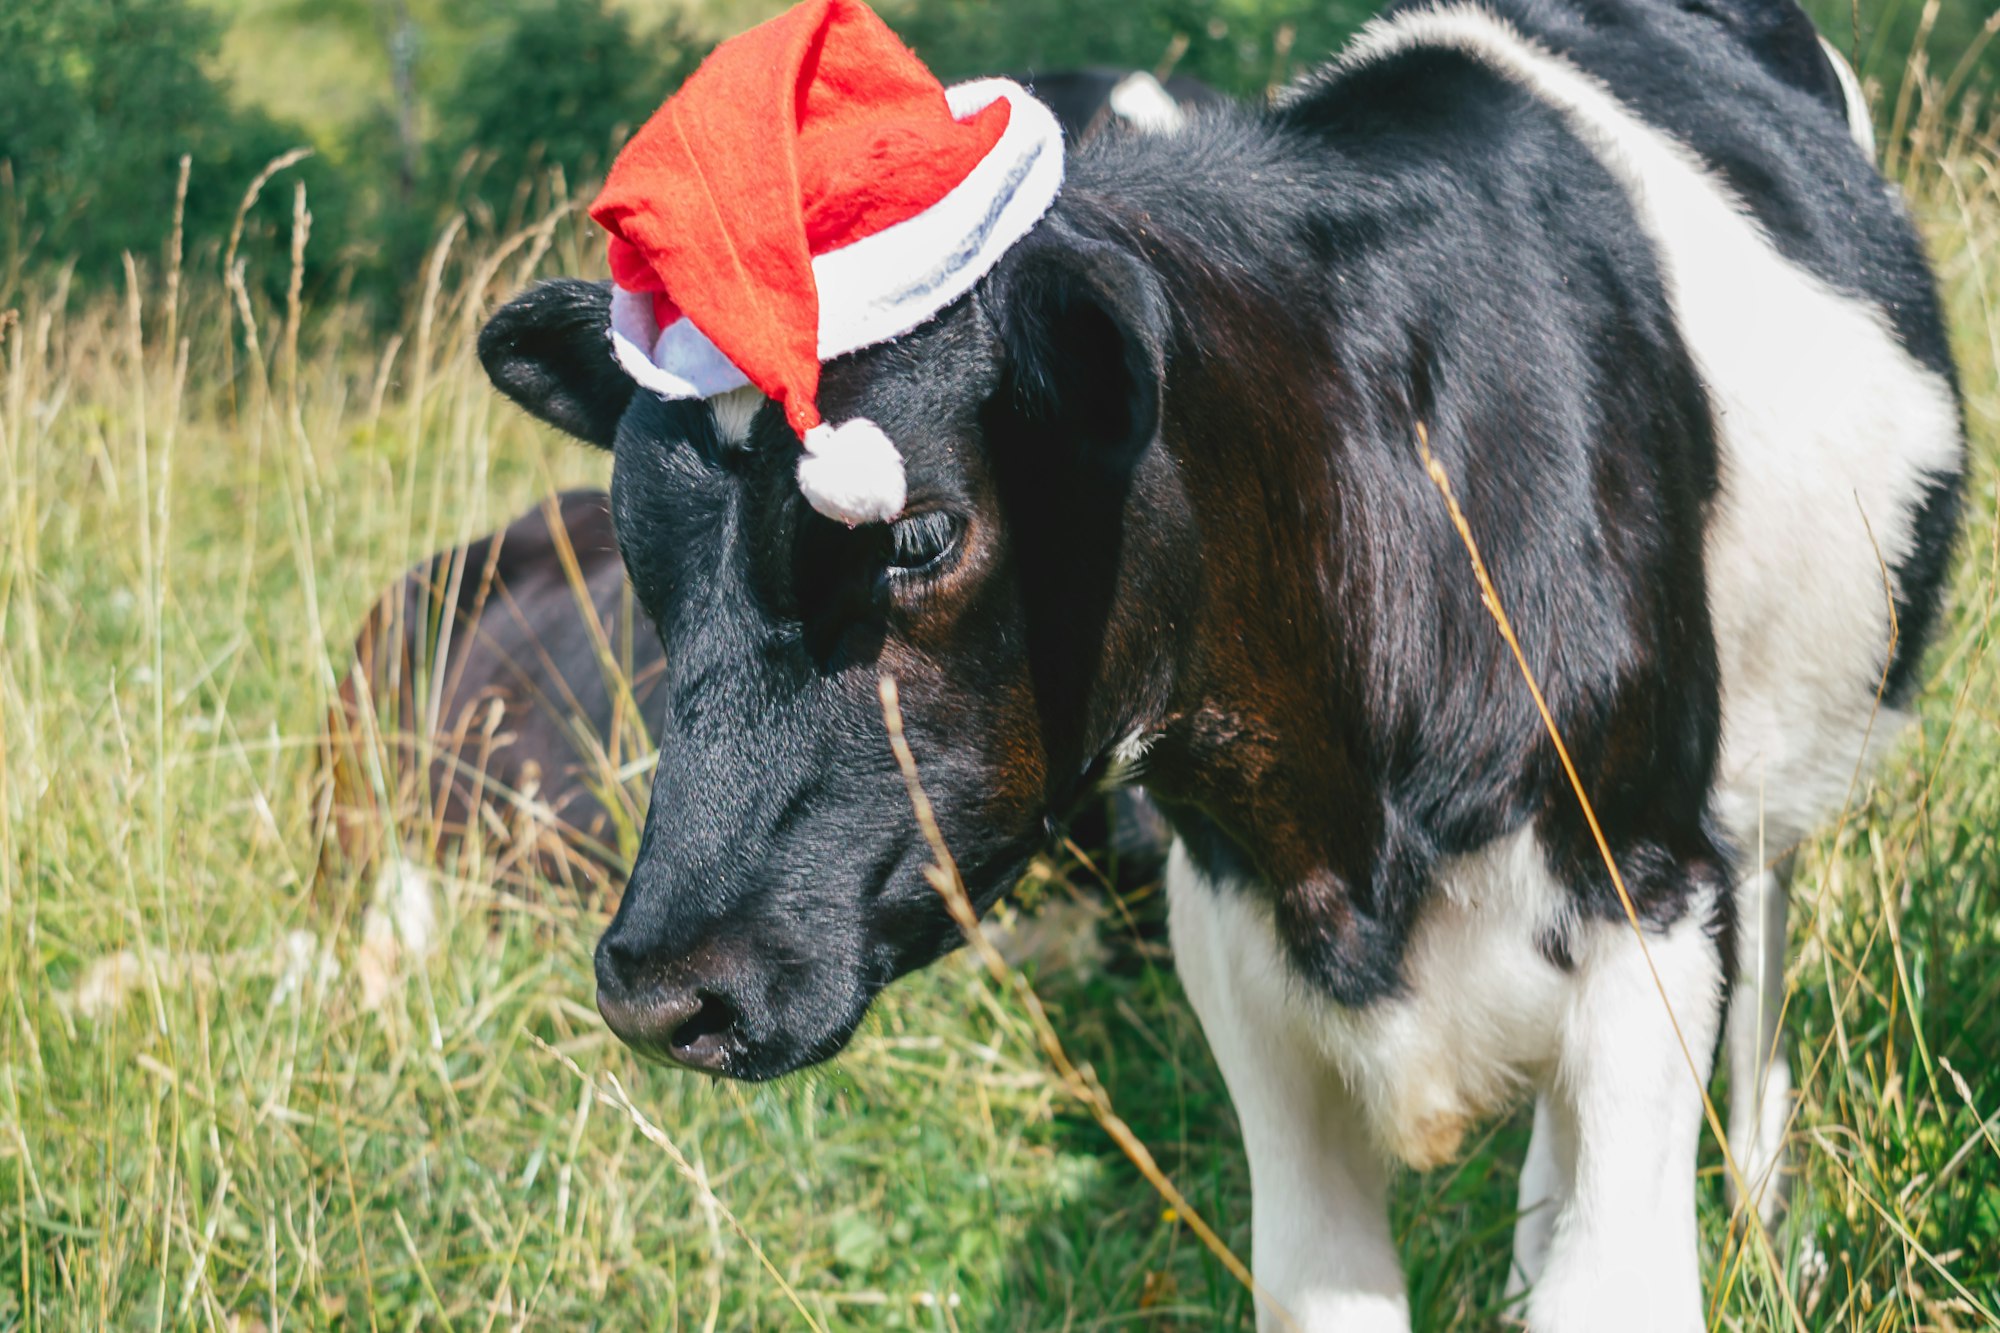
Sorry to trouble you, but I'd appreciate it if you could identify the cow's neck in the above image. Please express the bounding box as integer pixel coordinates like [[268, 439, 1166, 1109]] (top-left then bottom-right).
[[1076, 166, 1417, 1003]]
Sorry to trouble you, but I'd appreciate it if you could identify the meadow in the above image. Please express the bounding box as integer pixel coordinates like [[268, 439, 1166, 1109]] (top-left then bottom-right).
[[5, 74, 2000, 1333]]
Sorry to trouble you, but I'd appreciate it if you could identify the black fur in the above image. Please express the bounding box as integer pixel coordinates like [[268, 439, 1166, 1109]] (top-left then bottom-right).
[[1057, 35, 1736, 1000], [479, 278, 633, 447]]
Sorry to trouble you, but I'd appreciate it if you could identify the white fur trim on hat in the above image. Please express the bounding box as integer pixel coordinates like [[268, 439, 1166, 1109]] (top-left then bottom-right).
[[798, 419, 906, 526], [811, 78, 1064, 359], [607, 77, 1064, 402], [609, 286, 753, 400]]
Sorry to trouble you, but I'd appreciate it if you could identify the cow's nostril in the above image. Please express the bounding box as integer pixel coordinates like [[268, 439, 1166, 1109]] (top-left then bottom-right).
[[669, 990, 741, 1064], [594, 932, 749, 1072]]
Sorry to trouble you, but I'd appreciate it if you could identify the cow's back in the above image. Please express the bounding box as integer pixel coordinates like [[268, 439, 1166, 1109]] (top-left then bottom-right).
[[1323, 0, 1964, 856]]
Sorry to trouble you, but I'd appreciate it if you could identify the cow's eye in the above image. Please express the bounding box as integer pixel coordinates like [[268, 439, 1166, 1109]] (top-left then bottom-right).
[[886, 510, 963, 576]]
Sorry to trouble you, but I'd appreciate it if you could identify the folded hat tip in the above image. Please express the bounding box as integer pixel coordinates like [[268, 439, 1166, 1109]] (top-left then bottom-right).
[[798, 418, 907, 526]]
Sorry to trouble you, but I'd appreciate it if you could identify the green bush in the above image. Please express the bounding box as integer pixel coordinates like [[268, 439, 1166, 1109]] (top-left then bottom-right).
[[0, 0, 349, 297], [4, 0, 1991, 319], [439, 0, 695, 212], [886, 0, 1374, 97]]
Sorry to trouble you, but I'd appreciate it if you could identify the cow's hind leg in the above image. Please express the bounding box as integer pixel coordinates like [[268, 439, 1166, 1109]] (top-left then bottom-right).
[[1727, 861, 1793, 1224], [1167, 845, 1410, 1333], [1527, 881, 1727, 1333]]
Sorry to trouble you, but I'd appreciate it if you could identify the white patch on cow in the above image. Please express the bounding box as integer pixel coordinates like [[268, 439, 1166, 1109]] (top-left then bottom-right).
[[1103, 726, 1161, 785], [709, 386, 762, 446], [1169, 845, 1412, 1333], [1508, 1093, 1574, 1301], [1342, 7, 1961, 864], [1819, 37, 1876, 159], [1314, 826, 1572, 1170], [1528, 887, 1724, 1332], [1170, 822, 1726, 1332], [1109, 72, 1187, 134]]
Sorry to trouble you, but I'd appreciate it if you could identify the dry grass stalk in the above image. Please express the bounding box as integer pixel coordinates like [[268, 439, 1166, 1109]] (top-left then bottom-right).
[[876, 674, 1302, 1333], [1414, 422, 1809, 1333]]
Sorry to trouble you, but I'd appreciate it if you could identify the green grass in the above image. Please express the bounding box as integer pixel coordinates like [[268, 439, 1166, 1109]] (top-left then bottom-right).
[[5, 98, 2000, 1333]]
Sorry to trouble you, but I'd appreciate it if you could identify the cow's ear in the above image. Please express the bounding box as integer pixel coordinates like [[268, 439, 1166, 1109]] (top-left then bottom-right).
[[986, 228, 1166, 473], [479, 279, 635, 449]]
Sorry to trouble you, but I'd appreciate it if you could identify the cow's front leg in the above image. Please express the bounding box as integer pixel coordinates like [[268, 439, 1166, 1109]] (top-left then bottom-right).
[[1167, 846, 1410, 1333], [1527, 885, 1727, 1333]]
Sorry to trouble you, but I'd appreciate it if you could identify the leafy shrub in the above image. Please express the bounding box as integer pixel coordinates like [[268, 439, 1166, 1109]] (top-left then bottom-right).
[[885, 0, 1375, 97], [0, 0, 348, 295], [434, 0, 697, 233]]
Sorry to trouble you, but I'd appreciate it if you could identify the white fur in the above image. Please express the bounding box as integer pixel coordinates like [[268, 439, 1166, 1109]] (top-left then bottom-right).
[[1819, 37, 1876, 159], [1105, 726, 1162, 784], [1508, 1094, 1573, 1302], [1170, 847, 1411, 1333], [1109, 72, 1187, 133], [1171, 11, 1961, 1328], [797, 418, 907, 526], [709, 385, 762, 447], [1171, 845, 1723, 1332], [1311, 827, 1573, 1171], [1527, 888, 1724, 1333], [609, 79, 1064, 404], [1726, 865, 1794, 1222]]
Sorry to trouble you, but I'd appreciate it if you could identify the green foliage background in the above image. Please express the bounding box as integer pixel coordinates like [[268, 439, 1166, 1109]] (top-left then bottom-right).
[[0, 0, 352, 297], [5, 0, 1994, 318]]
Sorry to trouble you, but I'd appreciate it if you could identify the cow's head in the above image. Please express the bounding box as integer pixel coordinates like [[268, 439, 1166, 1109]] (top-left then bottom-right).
[[480, 216, 1193, 1079]]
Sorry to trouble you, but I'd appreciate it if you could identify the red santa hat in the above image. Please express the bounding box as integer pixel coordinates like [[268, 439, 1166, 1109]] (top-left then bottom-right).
[[589, 0, 1065, 526]]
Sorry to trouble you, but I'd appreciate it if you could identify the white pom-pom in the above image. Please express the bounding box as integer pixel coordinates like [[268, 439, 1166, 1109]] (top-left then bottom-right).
[[798, 418, 907, 526]]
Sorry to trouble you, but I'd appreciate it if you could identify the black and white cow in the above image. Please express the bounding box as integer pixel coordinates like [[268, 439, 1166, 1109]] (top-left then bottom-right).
[[477, 0, 1963, 1326]]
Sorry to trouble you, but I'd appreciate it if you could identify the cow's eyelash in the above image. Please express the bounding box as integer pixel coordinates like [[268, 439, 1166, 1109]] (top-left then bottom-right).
[[885, 510, 964, 576]]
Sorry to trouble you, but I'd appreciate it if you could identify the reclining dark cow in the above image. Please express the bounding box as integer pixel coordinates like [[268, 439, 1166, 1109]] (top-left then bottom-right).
[[477, 0, 1962, 1327], [323, 491, 666, 893]]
